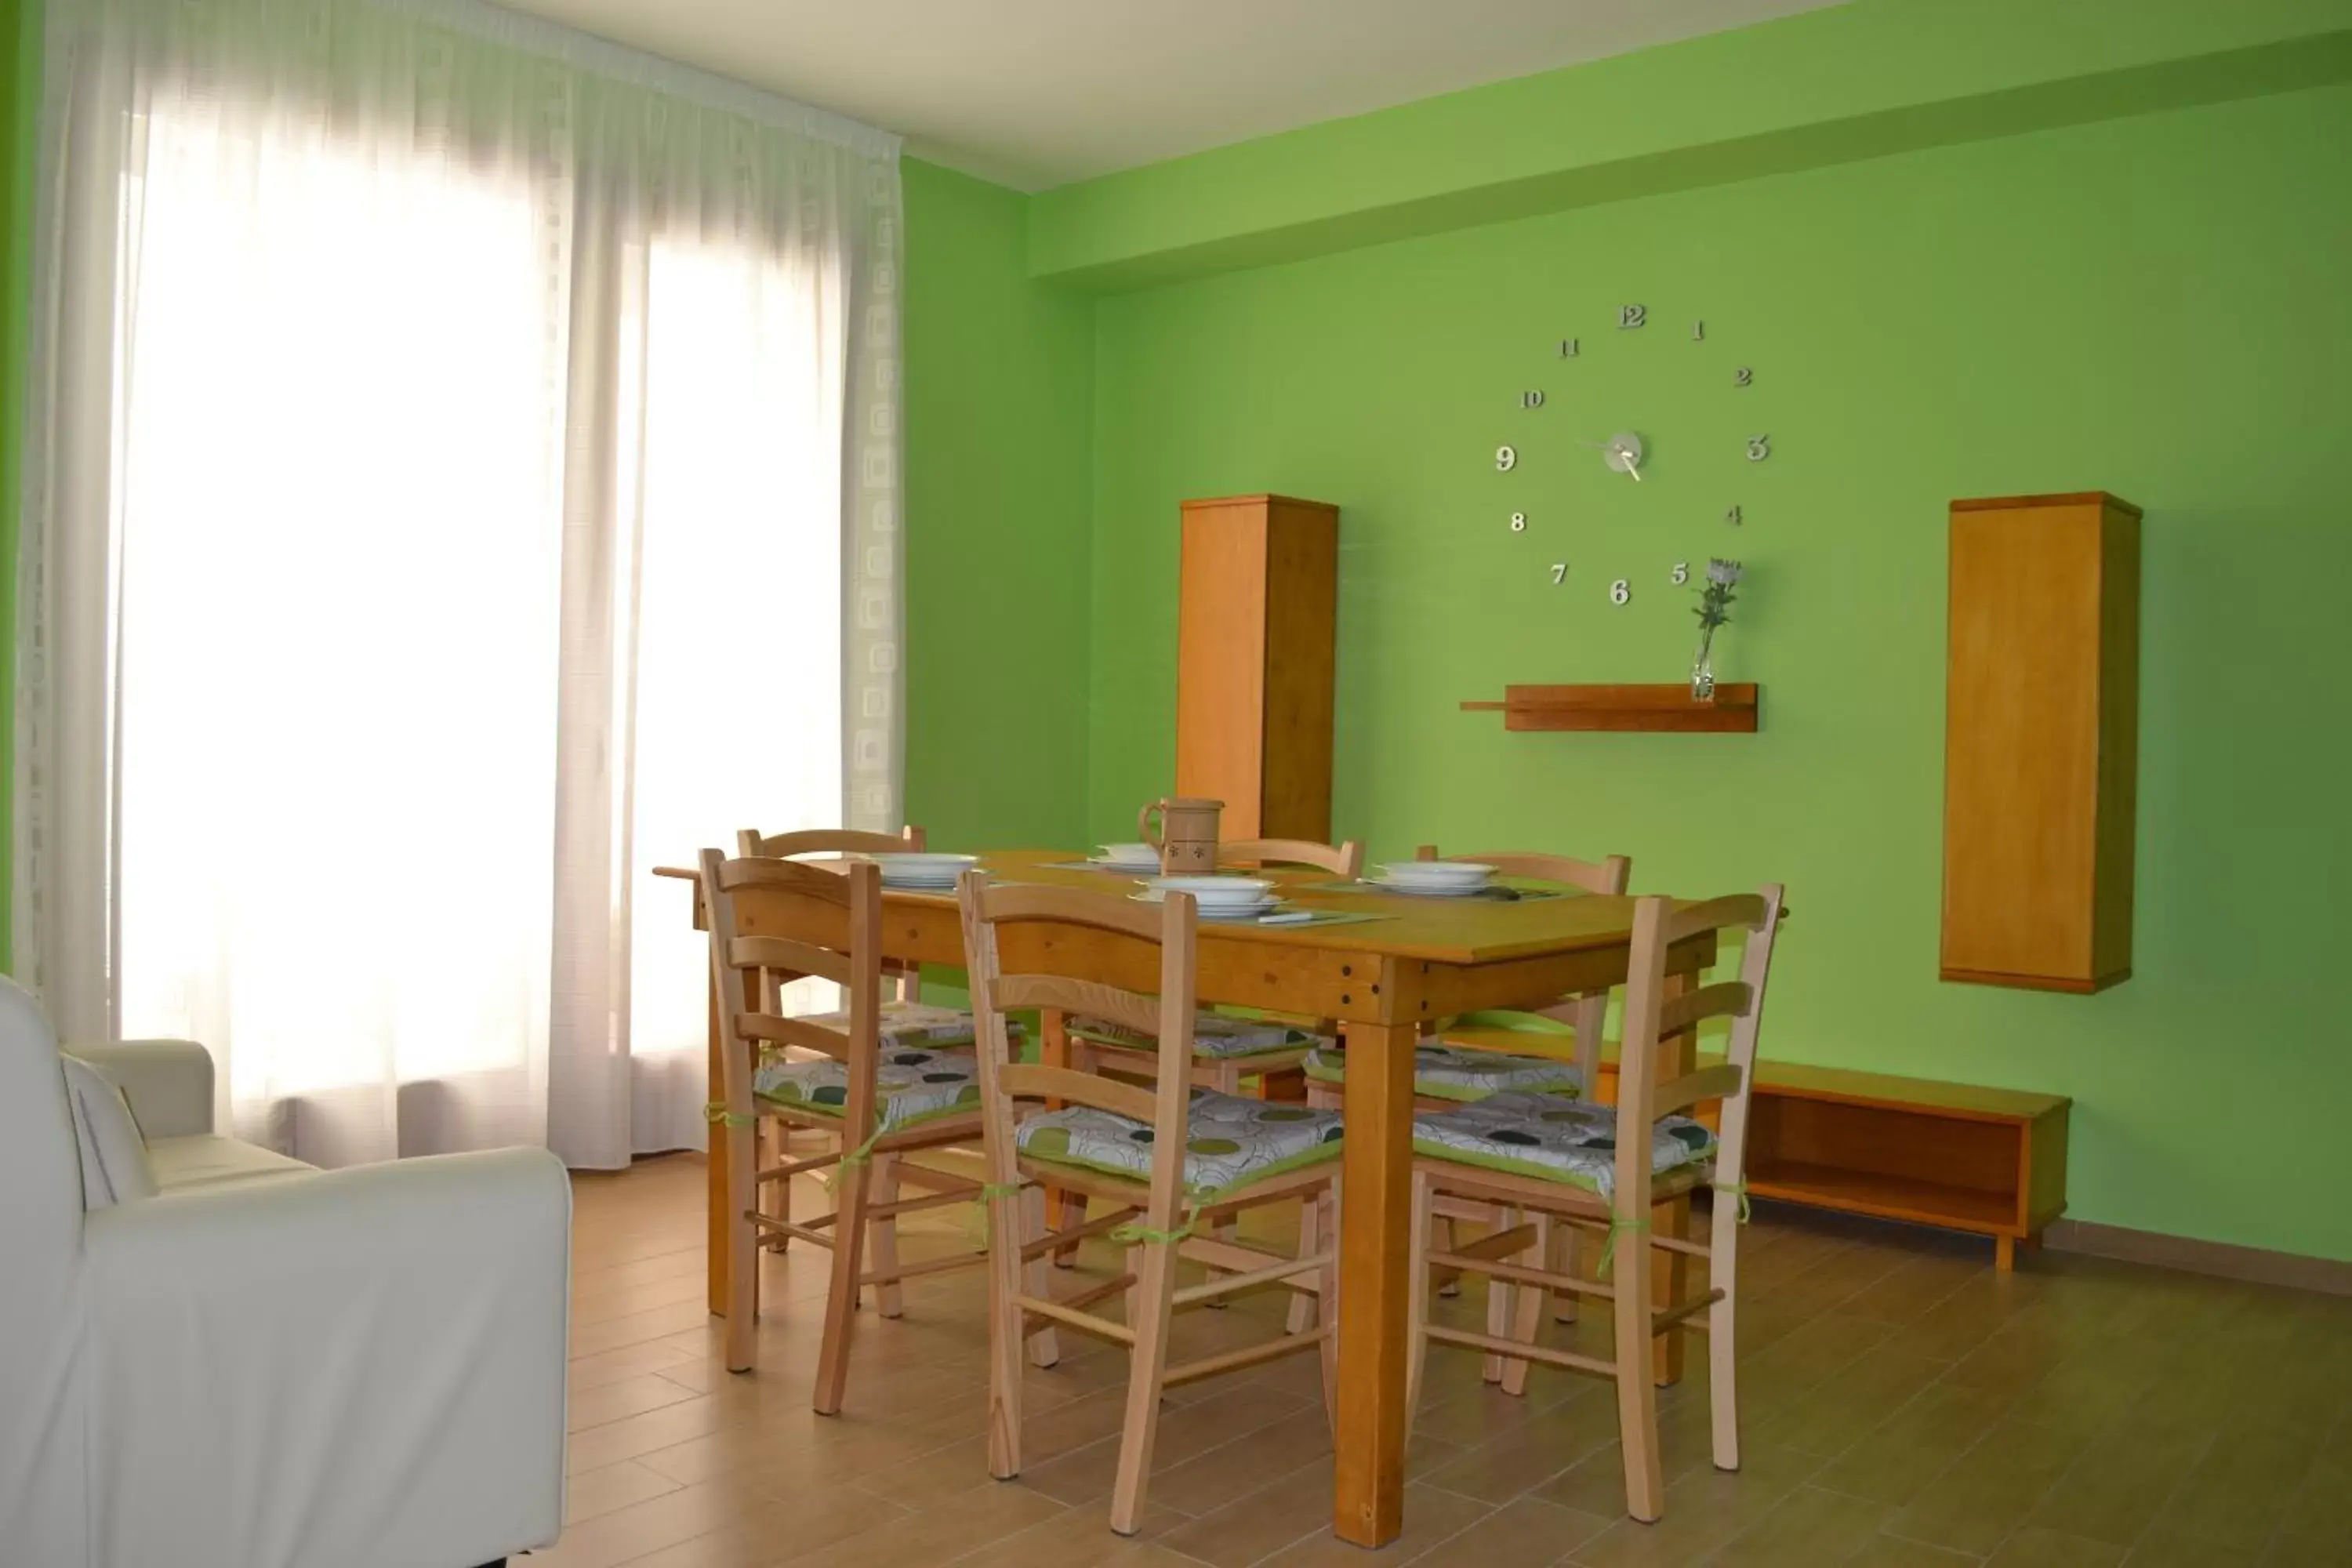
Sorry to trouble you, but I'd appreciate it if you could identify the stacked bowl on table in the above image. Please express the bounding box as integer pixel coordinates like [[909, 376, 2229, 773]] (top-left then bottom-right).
[[1365, 861, 1497, 897]]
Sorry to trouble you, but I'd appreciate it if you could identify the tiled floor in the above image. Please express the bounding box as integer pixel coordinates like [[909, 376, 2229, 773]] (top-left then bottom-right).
[[535, 1153, 2350, 1568]]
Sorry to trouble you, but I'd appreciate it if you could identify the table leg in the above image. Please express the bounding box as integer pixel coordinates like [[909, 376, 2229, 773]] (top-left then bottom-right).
[[1653, 968, 1696, 1387], [1334, 1019, 1417, 1548], [708, 965, 729, 1317]]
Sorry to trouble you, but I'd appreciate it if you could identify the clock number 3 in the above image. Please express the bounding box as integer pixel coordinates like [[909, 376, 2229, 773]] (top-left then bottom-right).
[[1746, 434, 1772, 462], [1496, 445, 1518, 472], [1610, 579, 1631, 605]]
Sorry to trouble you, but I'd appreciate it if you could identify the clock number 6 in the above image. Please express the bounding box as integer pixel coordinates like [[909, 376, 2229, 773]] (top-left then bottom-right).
[[1746, 434, 1772, 462], [1610, 579, 1631, 606]]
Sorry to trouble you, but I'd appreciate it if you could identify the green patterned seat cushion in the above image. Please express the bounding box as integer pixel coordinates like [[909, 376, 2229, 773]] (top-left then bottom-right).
[[1016, 1088, 1343, 1199], [1071, 1012, 1329, 1061], [1412, 1092, 1715, 1198], [1303, 1041, 1582, 1102], [753, 1047, 981, 1134], [786, 1000, 997, 1050]]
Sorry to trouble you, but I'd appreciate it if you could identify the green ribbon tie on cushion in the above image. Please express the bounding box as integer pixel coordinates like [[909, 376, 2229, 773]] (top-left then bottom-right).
[[823, 1121, 891, 1190], [1110, 1200, 1203, 1247], [703, 1101, 755, 1130], [1711, 1178, 1752, 1224], [1595, 1214, 1653, 1278]]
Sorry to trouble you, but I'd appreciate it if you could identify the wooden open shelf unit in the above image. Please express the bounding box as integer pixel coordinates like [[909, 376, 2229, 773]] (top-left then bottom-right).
[[1590, 1056, 2068, 1271], [1462, 683, 1759, 733]]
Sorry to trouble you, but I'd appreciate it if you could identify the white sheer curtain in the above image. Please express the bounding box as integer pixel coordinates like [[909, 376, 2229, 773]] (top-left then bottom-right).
[[16, 0, 906, 1168]]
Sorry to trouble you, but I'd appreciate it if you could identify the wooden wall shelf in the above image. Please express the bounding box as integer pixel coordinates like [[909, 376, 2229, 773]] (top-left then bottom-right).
[[1462, 683, 1759, 733]]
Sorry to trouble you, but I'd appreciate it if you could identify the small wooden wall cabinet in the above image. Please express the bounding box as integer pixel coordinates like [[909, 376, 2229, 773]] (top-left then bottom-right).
[[1943, 492, 2140, 993], [1176, 495, 1340, 840], [1596, 1058, 2070, 1270]]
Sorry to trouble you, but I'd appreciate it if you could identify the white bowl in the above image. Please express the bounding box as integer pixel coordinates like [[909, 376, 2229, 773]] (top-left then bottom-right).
[[1096, 842, 1160, 865], [872, 852, 978, 880], [1144, 875, 1275, 904]]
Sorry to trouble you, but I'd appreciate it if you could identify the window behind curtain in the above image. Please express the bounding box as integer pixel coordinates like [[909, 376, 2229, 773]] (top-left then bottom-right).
[[111, 102, 845, 1162]]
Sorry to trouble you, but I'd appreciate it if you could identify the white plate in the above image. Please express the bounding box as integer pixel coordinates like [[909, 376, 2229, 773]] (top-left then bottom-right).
[[1367, 876, 1490, 898], [1144, 875, 1274, 900], [1378, 861, 1495, 883], [1094, 843, 1161, 869], [1128, 892, 1281, 921]]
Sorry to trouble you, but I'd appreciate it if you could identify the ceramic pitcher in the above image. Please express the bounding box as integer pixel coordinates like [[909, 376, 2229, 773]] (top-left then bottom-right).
[[1138, 797, 1223, 874]]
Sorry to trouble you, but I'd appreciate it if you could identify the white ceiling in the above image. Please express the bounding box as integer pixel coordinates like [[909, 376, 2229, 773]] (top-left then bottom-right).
[[495, 0, 1844, 191]]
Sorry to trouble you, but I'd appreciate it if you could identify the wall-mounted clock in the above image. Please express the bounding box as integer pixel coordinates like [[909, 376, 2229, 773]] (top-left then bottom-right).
[[1497, 302, 1770, 602]]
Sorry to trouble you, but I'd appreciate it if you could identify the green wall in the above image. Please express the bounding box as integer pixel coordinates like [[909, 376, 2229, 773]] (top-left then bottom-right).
[[900, 158, 1094, 851], [1083, 83, 2352, 1261]]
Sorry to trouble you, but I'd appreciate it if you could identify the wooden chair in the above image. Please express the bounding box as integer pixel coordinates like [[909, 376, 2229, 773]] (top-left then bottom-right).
[[956, 872, 1341, 1537], [1066, 837, 1363, 1095], [1301, 846, 1629, 1359], [1406, 885, 1787, 1521], [700, 848, 1011, 1414]]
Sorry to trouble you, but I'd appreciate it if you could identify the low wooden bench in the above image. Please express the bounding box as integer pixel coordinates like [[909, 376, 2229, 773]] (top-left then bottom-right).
[[1591, 1055, 2069, 1271]]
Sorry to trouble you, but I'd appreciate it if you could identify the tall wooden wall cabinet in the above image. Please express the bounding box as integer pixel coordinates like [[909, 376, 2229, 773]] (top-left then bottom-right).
[[1943, 492, 2141, 993], [1175, 495, 1340, 841]]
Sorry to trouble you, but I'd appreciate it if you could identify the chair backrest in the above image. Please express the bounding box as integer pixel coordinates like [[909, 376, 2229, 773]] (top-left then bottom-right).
[[0, 978, 94, 1565], [1419, 843, 1632, 1072], [697, 850, 884, 1140], [737, 825, 924, 858], [1613, 886, 1787, 1221], [1220, 837, 1364, 878], [956, 873, 1201, 1234], [1414, 843, 1630, 896]]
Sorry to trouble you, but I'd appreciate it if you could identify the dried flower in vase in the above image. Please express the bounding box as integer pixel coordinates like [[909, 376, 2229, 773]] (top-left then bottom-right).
[[1690, 558, 1741, 701]]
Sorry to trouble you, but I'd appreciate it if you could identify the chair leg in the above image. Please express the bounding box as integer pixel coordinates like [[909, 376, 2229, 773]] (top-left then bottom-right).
[[1316, 1184, 1341, 1434], [724, 1114, 759, 1374], [1052, 1047, 1094, 1269], [1612, 1221, 1666, 1521], [1206, 1063, 1240, 1305], [868, 1153, 905, 1319], [1287, 1187, 1320, 1336], [1709, 1220, 1740, 1472], [1020, 1183, 1061, 1370], [1554, 1220, 1581, 1323], [759, 1119, 786, 1259], [1109, 1233, 1180, 1536], [1436, 1214, 1461, 1297], [1482, 1204, 1513, 1383], [985, 1181, 1027, 1480], [1405, 1170, 1435, 1446], [1499, 1213, 1550, 1398], [811, 1149, 872, 1414]]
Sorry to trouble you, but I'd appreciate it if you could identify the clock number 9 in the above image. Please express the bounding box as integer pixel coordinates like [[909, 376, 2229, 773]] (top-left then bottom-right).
[[1510, 513, 1527, 533], [1746, 434, 1772, 462], [1496, 445, 1518, 472], [1671, 561, 1690, 586], [1610, 579, 1631, 606]]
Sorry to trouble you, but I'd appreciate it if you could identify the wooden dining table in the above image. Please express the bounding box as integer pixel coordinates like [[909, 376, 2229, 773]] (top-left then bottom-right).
[[667, 848, 1716, 1548]]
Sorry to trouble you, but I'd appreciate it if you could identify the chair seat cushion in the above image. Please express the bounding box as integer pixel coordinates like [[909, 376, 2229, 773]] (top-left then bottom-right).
[[147, 1134, 316, 1196], [1017, 1088, 1342, 1199], [787, 1000, 991, 1050], [754, 1047, 980, 1134], [1412, 1092, 1715, 1198], [1070, 1012, 1329, 1061], [1303, 1041, 1581, 1102]]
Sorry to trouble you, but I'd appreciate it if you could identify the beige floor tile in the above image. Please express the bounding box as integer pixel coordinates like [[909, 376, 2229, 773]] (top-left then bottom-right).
[[1408, 1495, 1614, 1568], [1704, 1484, 1893, 1567], [1840, 1536, 1981, 1567], [1980, 1526, 2124, 1568]]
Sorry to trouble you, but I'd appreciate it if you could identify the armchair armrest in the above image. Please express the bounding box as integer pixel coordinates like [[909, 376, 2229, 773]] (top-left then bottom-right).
[[66, 1039, 216, 1138], [84, 1148, 572, 1568]]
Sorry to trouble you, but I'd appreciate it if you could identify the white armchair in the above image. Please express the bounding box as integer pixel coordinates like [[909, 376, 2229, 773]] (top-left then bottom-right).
[[0, 976, 572, 1568]]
